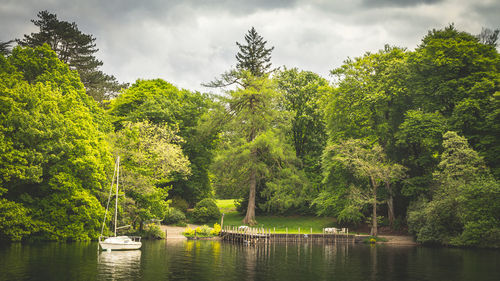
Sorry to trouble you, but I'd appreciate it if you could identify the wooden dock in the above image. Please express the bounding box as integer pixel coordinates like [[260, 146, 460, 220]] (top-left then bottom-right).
[[220, 226, 361, 245]]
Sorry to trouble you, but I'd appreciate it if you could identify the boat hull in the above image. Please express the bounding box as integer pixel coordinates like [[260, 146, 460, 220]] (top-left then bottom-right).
[[99, 236, 142, 251], [99, 242, 142, 251]]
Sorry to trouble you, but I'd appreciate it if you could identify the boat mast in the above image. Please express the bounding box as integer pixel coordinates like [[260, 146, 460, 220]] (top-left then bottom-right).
[[115, 155, 120, 237], [100, 157, 117, 238]]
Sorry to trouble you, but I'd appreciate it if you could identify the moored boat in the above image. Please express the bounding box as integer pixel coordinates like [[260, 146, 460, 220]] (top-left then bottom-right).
[[99, 156, 142, 251], [99, 236, 142, 251]]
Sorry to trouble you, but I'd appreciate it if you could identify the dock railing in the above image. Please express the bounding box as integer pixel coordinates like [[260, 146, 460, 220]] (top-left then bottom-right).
[[220, 226, 356, 244]]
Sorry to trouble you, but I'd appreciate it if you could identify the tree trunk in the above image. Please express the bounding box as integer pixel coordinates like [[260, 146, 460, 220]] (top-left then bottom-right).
[[243, 97, 258, 226], [370, 177, 378, 236], [243, 167, 257, 225], [386, 181, 395, 229]]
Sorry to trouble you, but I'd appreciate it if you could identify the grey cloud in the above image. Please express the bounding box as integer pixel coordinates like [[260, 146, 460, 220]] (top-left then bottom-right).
[[362, 0, 444, 8], [2, 0, 499, 93]]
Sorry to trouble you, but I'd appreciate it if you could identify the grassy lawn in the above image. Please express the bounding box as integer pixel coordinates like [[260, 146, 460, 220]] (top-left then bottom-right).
[[214, 199, 336, 234], [215, 199, 238, 213]]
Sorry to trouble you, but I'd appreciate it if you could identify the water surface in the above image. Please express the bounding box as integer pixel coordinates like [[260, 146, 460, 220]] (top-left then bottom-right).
[[0, 240, 498, 280]]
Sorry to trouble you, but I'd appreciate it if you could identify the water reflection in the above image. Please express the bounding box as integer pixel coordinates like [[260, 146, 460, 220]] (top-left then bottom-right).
[[97, 250, 141, 280], [1, 241, 500, 281]]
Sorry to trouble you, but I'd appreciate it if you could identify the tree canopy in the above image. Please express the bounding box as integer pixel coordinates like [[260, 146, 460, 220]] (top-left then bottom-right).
[[18, 10, 125, 102], [108, 79, 218, 204], [236, 27, 274, 77], [1, 22, 499, 247], [0, 45, 112, 241]]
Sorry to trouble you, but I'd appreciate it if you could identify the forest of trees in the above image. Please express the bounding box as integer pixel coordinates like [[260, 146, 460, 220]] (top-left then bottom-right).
[[0, 12, 498, 248]]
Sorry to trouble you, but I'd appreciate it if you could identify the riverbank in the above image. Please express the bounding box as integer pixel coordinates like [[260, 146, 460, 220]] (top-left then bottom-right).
[[160, 224, 415, 245], [160, 225, 193, 239]]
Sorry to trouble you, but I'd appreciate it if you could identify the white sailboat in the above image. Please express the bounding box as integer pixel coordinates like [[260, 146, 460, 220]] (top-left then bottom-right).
[[99, 156, 142, 251]]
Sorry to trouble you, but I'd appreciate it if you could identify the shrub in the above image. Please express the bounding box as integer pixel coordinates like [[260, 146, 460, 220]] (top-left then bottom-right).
[[182, 224, 220, 238], [143, 224, 165, 239], [363, 236, 388, 243], [183, 227, 195, 236], [192, 198, 220, 223], [163, 208, 186, 225], [175, 221, 187, 227], [170, 196, 189, 213], [211, 223, 221, 236], [195, 225, 212, 236]]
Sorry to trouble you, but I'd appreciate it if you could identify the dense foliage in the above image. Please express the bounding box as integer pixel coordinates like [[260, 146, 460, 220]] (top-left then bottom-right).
[[109, 121, 190, 231], [108, 79, 218, 204], [316, 25, 499, 247], [0, 45, 111, 241], [1, 18, 498, 248], [407, 132, 500, 247], [163, 208, 187, 225], [192, 198, 221, 223]]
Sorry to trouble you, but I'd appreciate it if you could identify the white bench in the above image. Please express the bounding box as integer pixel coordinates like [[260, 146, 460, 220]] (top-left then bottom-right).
[[324, 227, 337, 234], [238, 226, 249, 231]]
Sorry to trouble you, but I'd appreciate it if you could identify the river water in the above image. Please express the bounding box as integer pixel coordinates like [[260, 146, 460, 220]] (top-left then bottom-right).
[[0, 240, 498, 281]]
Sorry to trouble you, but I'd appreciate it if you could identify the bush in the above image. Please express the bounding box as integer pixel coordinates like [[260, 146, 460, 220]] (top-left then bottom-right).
[[182, 224, 220, 238], [195, 225, 212, 236], [143, 224, 165, 239], [192, 198, 221, 223], [183, 227, 195, 236], [362, 236, 388, 243], [163, 208, 186, 225], [170, 196, 189, 213], [211, 223, 221, 236]]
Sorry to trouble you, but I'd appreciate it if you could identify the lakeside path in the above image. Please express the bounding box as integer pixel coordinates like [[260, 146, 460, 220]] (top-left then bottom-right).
[[160, 224, 200, 239], [379, 235, 417, 245]]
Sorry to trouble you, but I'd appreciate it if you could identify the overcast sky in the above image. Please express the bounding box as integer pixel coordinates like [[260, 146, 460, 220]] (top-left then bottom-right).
[[1, 0, 499, 93]]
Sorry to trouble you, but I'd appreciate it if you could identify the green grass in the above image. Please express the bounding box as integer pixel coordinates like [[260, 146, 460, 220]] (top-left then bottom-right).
[[210, 199, 370, 235], [214, 199, 338, 234], [212, 211, 335, 234], [215, 199, 238, 213]]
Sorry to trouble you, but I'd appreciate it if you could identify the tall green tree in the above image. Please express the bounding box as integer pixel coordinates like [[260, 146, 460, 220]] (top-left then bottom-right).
[[321, 46, 411, 226], [110, 121, 190, 230], [275, 68, 329, 188], [211, 72, 306, 224], [326, 139, 405, 235], [108, 79, 218, 204], [236, 27, 274, 77], [204, 27, 274, 88], [408, 132, 500, 247], [326, 45, 410, 146], [18, 10, 124, 102], [232, 73, 275, 225], [395, 110, 447, 198], [408, 25, 500, 177], [0, 45, 112, 241]]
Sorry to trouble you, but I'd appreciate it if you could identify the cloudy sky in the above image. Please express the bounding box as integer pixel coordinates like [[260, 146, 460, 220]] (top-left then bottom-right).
[[1, 0, 499, 93]]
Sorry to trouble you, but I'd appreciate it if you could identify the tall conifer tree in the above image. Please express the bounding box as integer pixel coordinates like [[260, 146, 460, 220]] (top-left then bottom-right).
[[18, 10, 124, 102], [236, 27, 274, 77]]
